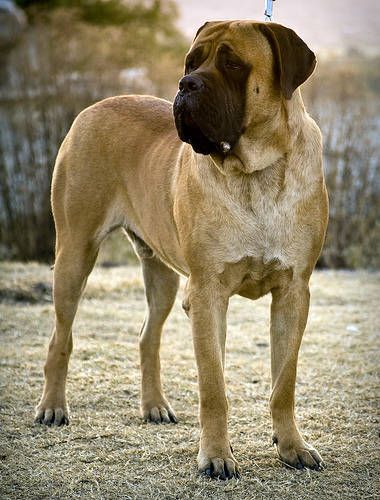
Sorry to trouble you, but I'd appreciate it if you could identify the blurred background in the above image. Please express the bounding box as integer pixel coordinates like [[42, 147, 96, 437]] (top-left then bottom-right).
[[0, 0, 379, 269]]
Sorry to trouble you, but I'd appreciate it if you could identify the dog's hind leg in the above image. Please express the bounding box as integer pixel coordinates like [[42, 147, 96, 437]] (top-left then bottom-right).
[[34, 138, 114, 425], [34, 229, 100, 425], [130, 235, 179, 423]]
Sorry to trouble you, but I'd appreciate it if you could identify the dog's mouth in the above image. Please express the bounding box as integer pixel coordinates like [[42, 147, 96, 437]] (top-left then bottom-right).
[[174, 108, 220, 155], [173, 93, 235, 156]]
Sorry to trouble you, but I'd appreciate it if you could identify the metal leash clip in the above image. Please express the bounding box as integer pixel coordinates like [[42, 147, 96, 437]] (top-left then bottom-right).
[[264, 0, 276, 21]]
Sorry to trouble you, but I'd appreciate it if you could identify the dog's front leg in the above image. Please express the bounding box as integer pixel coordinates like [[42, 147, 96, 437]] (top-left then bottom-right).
[[186, 276, 239, 479], [270, 280, 324, 470]]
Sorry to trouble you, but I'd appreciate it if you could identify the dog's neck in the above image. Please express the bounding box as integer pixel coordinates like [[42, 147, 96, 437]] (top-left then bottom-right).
[[209, 90, 306, 176]]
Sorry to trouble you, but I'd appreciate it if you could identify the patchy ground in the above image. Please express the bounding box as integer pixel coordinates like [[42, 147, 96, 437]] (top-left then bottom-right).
[[0, 262, 379, 499]]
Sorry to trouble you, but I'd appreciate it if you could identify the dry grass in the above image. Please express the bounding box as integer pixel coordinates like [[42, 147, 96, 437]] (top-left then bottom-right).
[[0, 262, 379, 499]]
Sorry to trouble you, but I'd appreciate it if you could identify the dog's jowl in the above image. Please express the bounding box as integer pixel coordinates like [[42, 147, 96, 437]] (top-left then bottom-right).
[[35, 20, 328, 479]]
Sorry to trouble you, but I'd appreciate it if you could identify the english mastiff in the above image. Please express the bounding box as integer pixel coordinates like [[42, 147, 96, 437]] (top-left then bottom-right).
[[35, 20, 329, 479]]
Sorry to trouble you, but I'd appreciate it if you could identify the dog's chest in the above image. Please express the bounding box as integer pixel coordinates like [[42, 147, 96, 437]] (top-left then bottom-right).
[[209, 194, 304, 298], [217, 199, 295, 270], [203, 166, 306, 271]]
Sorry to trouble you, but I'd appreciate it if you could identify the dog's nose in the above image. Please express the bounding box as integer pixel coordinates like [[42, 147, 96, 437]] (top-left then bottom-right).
[[178, 75, 203, 93]]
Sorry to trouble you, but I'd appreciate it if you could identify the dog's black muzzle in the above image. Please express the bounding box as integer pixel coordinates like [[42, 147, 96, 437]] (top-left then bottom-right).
[[173, 72, 241, 156], [174, 74, 218, 155]]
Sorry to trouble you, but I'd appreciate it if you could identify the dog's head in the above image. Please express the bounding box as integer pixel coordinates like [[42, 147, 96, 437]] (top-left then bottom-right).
[[173, 21, 316, 156]]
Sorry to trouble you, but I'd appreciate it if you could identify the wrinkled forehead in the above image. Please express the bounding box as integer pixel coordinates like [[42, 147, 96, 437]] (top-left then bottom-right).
[[190, 20, 273, 61]]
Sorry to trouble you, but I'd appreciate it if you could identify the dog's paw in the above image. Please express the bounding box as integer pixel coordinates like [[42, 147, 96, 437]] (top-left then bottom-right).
[[141, 399, 177, 424], [34, 399, 69, 426], [273, 434, 324, 471], [198, 445, 240, 480]]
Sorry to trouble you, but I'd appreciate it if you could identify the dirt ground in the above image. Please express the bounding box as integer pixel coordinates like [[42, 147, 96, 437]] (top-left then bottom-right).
[[0, 262, 379, 499]]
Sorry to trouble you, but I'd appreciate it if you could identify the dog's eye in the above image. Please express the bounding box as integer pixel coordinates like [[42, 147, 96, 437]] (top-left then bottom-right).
[[225, 60, 243, 70], [185, 47, 205, 74], [185, 61, 197, 74]]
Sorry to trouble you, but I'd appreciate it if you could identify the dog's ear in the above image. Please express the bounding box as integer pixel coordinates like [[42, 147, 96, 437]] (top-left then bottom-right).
[[259, 23, 316, 99], [193, 21, 223, 41], [194, 22, 210, 41]]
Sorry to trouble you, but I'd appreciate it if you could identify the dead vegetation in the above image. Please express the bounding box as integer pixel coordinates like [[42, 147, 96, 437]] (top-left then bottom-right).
[[0, 262, 379, 499]]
